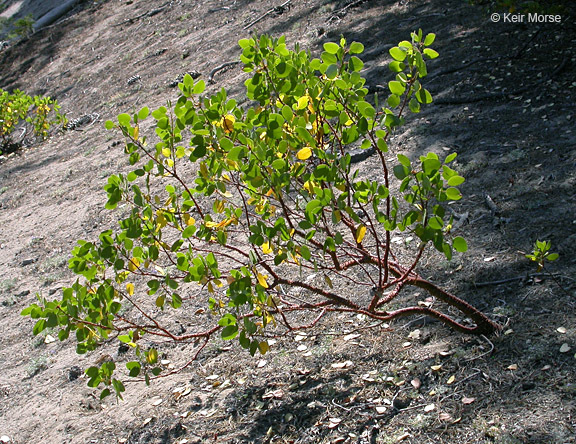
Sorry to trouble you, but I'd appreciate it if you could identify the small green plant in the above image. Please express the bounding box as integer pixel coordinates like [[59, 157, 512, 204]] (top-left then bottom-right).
[[526, 240, 558, 271], [23, 32, 500, 400], [0, 88, 66, 154], [9, 14, 34, 39]]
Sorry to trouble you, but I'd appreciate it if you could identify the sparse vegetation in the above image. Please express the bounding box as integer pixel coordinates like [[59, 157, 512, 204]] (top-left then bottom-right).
[[24, 32, 499, 399], [0, 88, 66, 155]]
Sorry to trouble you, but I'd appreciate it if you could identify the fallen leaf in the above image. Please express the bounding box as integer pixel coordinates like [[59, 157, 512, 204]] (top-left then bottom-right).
[[424, 403, 435, 412], [507, 364, 518, 371], [408, 329, 421, 340], [431, 365, 442, 371], [557, 327, 567, 334], [150, 396, 163, 406], [297, 344, 308, 351], [504, 329, 514, 335], [375, 406, 387, 414], [447, 375, 455, 384], [206, 374, 219, 380], [294, 333, 307, 342], [411, 378, 421, 389], [343, 333, 361, 341], [331, 360, 354, 369], [439, 412, 453, 421], [559, 343, 571, 353], [328, 417, 342, 428], [484, 256, 496, 262], [462, 397, 476, 405], [402, 341, 412, 348], [262, 389, 284, 399], [44, 334, 56, 344], [142, 417, 153, 426], [397, 432, 411, 441], [257, 360, 267, 368]]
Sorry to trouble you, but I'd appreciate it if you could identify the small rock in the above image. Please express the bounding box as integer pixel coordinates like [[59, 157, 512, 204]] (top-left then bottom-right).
[[68, 366, 82, 381], [1, 435, 11, 443], [21, 258, 37, 266], [392, 396, 411, 410]]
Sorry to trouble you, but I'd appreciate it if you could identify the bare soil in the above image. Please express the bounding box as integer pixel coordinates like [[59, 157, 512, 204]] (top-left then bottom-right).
[[1, 0, 575, 443]]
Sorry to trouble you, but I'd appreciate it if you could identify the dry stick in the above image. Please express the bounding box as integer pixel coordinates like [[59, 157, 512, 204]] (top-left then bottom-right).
[[207, 61, 240, 84], [435, 58, 569, 105], [474, 272, 574, 287], [465, 335, 494, 362], [427, 27, 541, 81], [113, 1, 172, 27], [243, 0, 292, 30]]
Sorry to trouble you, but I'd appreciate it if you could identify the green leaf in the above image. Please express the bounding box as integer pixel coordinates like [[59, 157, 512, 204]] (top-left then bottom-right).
[[409, 99, 420, 113], [388, 81, 405, 95], [326, 64, 338, 80], [389, 47, 407, 61], [349, 42, 364, 54], [221, 324, 239, 340], [423, 48, 439, 59], [126, 361, 141, 377], [547, 253, 559, 261], [424, 33, 436, 46], [137, 107, 149, 120], [415, 88, 433, 104], [445, 187, 462, 201], [453, 236, 468, 252], [349, 56, 364, 72], [447, 175, 465, 186], [193, 79, 206, 94], [323, 42, 340, 54], [118, 113, 131, 127], [397, 154, 411, 168]]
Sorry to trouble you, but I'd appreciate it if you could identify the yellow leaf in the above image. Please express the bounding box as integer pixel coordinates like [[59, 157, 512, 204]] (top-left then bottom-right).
[[297, 147, 312, 160], [222, 114, 235, 133], [258, 341, 270, 355], [162, 147, 171, 157], [296, 95, 309, 110], [133, 125, 139, 140], [128, 257, 140, 272], [262, 242, 273, 254], [126, 283, 135, 296], [447, 375, 455, 385], [257, 273, 269, 289], [183, 213, 195, 226], [356, 225, 367, 243]]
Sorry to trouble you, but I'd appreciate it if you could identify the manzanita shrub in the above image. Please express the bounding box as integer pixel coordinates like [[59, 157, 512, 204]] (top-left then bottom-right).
[[23, 32, 500, 399], [0, 88, 65, 154]]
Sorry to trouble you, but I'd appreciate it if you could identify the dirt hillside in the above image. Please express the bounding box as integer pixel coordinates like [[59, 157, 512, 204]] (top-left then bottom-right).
[[1, 0, 575, 443]]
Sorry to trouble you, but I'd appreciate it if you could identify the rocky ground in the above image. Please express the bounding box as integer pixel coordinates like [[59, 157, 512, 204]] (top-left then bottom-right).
[[1, 0, 575, 443]]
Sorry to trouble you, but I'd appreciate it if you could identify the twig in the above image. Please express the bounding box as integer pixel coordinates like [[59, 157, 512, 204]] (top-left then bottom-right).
[[474, 272, 573, 287], [435, 59, 569, 105], [327, 0, 367, 23], [208, 61, 240, 84], [243, 0, 291, 30], [465, 334, 494, 362], [113, 1, 171, 27]]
